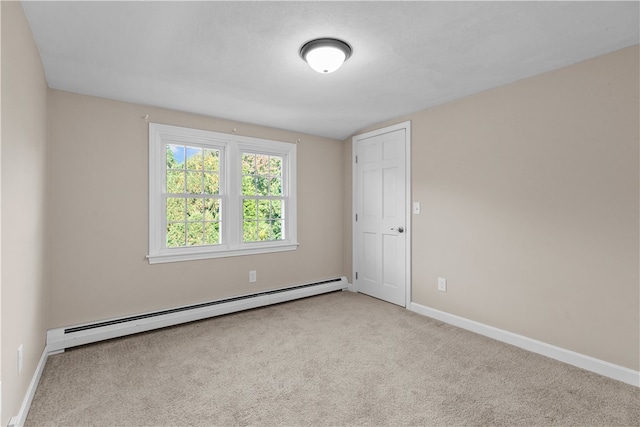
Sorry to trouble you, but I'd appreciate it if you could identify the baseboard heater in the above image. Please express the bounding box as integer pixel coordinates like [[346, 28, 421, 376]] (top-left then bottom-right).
[[47, 276, 348, 353]]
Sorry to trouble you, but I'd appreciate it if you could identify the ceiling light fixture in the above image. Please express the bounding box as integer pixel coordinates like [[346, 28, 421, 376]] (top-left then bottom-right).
[[300, 38, 352, 74]]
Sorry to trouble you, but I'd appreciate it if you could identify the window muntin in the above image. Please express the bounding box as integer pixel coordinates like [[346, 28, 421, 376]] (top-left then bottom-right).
[[148, 123, 297, 264]]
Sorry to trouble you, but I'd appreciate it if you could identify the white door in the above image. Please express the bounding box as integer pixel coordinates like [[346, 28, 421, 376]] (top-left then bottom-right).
[[353, 122, 410, 307]]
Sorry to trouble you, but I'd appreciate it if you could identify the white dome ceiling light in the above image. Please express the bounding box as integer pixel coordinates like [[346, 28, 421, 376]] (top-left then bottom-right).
[[300, 38, 352, 74]]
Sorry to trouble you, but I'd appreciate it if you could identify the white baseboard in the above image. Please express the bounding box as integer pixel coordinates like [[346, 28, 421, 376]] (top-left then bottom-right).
[[47, 277, 348, 352], [14, 289, 634, 427], [8, 277, 347, 426], [7, 346, 49, 427], [410, 302, 639, 387]]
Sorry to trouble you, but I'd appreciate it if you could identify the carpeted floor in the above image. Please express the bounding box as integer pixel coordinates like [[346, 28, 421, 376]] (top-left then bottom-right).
[[26, 291, 639, 426]]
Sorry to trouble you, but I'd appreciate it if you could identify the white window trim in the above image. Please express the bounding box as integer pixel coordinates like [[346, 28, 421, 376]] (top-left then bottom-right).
[[148, 123, 298, 264]]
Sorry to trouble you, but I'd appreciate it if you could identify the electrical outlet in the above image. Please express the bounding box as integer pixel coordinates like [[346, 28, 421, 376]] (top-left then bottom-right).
[[249, 270, 257, 283], [413, 202, 421, 214], [438, 277, 447, 292], [17, 345, 23, 375]]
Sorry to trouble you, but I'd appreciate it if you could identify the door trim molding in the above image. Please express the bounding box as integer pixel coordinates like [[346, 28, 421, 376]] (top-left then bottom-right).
[[352, 121, 412, 308]]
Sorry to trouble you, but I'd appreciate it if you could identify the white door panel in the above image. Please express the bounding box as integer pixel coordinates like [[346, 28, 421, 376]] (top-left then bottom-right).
[[353, 124, 409, 307]]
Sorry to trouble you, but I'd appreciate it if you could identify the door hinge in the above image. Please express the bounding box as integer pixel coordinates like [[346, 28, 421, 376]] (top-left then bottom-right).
[[355, 272, 358, 280], [355, 155, 358, 164], [355, 213, 358, 222]]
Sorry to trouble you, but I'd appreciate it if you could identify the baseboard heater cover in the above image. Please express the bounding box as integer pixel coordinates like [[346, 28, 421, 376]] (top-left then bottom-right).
[[47, 277, 347, 352]]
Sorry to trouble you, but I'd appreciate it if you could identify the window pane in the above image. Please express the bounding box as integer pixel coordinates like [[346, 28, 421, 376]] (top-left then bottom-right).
[[272, 199, 282, 218], [167, 198, 186, 222], [243, 220, 257, 242], [270, 156, 282, 176], [257, 221, 271, 241], [272, 220, 283, 240], [204, 149, 219, 172], [256, 176, 269, 196], [167, 222, 186, 247], [167, 145, 184, 169], [242, 153, 255, 175], [204, 199, 220, 221], [166, 170, 185, 193], [204, 222, 220, 245], [243, 199, 257, 219], [203, 172, 219, 194], [256, 155, 269, 175], [185, 146, 203, 170], [186, 171, 203, 193], [186, 198, 204, 220], [258, 200, 270, 219], [186, 222, 204, 246], [242, 175, 256, 196], [269, 177, 282, 196]]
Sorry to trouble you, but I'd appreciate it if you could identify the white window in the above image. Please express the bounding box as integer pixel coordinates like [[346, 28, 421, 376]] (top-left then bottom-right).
[[148, 123, 297, 264]]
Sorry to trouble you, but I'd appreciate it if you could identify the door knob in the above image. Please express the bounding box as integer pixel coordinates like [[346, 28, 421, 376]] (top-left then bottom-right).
[[391, 226, 404, 233]]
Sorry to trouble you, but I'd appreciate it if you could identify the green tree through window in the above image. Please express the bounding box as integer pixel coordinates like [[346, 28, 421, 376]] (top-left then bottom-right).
[[166, 145, 221, 248], [241, 153, 284, 242]]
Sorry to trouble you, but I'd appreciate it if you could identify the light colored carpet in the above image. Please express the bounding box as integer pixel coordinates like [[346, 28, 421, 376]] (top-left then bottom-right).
[[26, 291, 639, 426]]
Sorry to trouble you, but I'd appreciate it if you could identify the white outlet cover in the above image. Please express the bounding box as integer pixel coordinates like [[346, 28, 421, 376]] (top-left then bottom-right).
[[438, 277, 447, 292], [413, 202, 421, 214]]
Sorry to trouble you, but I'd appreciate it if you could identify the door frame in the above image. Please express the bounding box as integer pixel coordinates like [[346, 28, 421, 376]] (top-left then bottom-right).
[[352, 121, 412, 308]]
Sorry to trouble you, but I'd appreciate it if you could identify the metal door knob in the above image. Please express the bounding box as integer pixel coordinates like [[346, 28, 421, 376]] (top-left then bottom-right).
[[391, 226, 404, 233]]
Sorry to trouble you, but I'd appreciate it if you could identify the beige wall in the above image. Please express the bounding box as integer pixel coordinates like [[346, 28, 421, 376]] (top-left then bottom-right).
[[1, 2, 49, 423], [46, 90, 345, 328], [0, 3, 3, 422], [348, 45, 640, 370]]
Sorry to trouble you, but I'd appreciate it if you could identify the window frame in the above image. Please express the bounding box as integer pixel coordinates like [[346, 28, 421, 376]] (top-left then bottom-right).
[[148, 123, 297, 264]]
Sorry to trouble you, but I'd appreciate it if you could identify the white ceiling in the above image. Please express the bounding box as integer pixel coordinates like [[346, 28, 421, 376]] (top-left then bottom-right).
[[22, 1, 640, 140]]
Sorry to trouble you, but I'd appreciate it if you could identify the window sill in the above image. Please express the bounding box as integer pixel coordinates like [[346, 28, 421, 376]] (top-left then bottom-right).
[[147, 242, 299, 264]]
